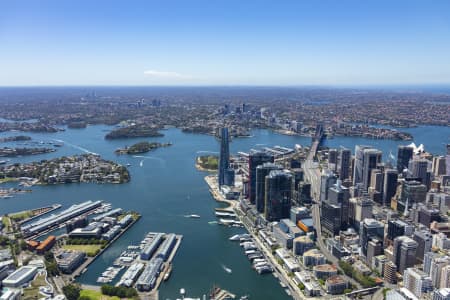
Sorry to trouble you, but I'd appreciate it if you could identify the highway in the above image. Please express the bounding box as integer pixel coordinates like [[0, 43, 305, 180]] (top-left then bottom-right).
[[303, 133, 362, 290]]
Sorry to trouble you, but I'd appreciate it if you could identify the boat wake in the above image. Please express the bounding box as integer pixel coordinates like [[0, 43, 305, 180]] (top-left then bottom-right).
[[196, 150, 219, 154], [133, 155, 165, 167], [221, 264, 232, 274], [52, 139, 98, 155]]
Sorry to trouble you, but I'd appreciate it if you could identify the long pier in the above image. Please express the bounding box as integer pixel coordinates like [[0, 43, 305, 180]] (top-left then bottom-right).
[[71, 215, 141, 278]]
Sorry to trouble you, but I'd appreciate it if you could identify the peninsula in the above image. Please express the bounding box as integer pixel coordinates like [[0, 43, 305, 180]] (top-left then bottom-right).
[[0, 154, 130, 184], [0, 147, 56, 157], [0, 135, 32, 143]]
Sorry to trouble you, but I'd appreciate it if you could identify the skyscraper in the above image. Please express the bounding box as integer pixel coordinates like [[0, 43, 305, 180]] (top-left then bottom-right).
[[327, 180, 350, 230], [383, 169, 398, 207], [446, 144, 450, 175], [360, 218, 384, 257], [353, 145, 372, 187], [248, 151, 274, 204], [397, 180, 427, 212], [413, 229, 433, 263], [362, 148, 382, 191], [393, 236, 418, 273], [397, 145, 414, 174], [218, 127, 230, 187], [320, 170, 337, 202], [433, 156, 447, 177], [255, 163, 282, 213], [338, 148, 351, 180], [409, 158, 430, 186], [264, 170, 293, 222]]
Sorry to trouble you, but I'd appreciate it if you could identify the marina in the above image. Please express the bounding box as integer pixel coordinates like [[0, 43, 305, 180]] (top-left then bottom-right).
[[94, 231, 183, 296]]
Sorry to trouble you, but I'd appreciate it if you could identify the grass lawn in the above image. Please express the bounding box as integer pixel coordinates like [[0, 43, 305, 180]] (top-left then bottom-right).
[[1, 216, 12, 232], [118, 212, 140, 221], [63, 244, 102, 256], [23, 274, 47, 300], [80, 289, 121, 300], [0, 177, 18, 183], [10, 210, 33, 221]]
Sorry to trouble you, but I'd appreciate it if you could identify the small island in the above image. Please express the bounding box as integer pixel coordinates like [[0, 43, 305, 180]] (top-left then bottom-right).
[[115, 141, 172, 155], [105, 125, 163, 139], [196, 155, 218, 172], [0, 147, 56, 157], [0, 135, 32, 143]]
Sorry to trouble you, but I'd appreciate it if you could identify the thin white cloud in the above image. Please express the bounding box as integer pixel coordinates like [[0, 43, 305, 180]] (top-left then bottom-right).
[[143, 70, 192, 79]]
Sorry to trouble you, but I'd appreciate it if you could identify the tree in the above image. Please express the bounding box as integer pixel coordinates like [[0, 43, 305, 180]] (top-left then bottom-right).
[[62, 284, 81, 300]]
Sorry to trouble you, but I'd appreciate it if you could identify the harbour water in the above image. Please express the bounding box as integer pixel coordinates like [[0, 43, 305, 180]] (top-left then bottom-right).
[[0, 124, 449, 299]]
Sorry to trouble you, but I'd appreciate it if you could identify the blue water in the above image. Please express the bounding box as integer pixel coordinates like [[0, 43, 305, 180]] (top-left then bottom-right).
[[0, 125, 448, 299]]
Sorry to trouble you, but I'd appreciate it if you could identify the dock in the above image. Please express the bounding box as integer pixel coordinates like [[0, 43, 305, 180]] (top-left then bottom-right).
[[146, 234, 182, 298], [71, 214, 141, 278]]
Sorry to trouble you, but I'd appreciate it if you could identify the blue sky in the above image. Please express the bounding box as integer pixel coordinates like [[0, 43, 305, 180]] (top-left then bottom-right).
[[1, 0, 450, 86]]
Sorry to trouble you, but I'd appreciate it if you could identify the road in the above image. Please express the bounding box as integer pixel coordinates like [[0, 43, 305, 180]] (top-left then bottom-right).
[[303, 138, 362, 290]]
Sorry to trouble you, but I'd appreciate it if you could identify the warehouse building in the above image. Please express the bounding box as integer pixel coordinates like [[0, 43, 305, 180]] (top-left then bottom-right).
[[136, 258, 164, 291], [156, 234, 177, 261], [2, 266, 38, 288], [141, 233, 164, 260], [118, 215, 133, 228]]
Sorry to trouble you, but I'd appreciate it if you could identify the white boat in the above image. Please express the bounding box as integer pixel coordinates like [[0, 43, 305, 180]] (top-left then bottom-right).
[[222, 264, 232, 274], [229, 234, 240, 241]]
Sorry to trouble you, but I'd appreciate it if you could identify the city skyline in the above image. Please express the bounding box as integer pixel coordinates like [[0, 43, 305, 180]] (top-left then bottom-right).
[[1, 0, 450, 86]]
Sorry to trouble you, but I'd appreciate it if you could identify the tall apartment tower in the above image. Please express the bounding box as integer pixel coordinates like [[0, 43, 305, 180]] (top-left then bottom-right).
[[218, 127, 230, 187], [248, 151, 274, 204]]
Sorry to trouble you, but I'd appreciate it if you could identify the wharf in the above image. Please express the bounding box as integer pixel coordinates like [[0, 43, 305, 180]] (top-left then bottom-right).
[[204, 175, 236, 212], [25, 205, 104, 241], [71, 215, 141, 278], [145, 235, 182, 299]]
